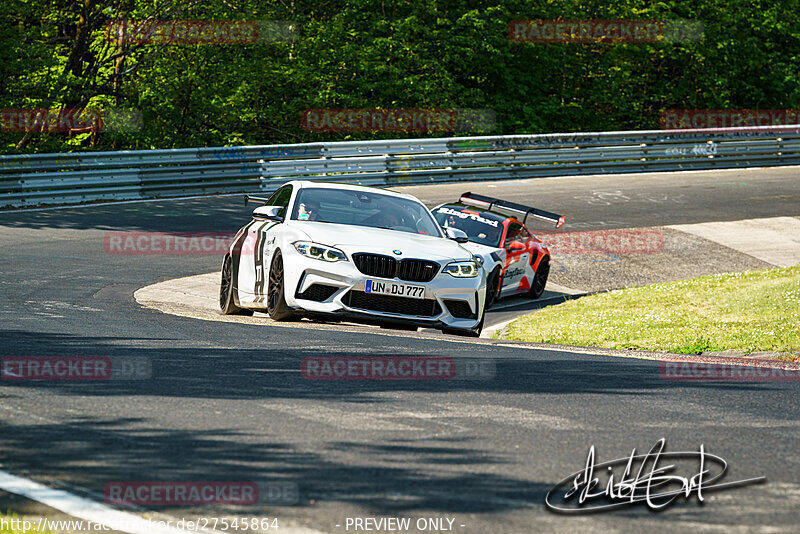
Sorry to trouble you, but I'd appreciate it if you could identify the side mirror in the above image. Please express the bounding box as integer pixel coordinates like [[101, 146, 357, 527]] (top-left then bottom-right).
[[507, 240, 526, 251], [444, 227, 469, 244], [253, 205, 283, 221]]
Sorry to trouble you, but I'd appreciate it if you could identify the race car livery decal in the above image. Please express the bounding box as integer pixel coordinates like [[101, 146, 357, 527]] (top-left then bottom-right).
[[504, 267, 525, 280], [253, 224, 275, 303], [517, 275, 531, 292], [436, 206, 500, 227], [229, 220, 257, 304], [519, 250, 541, 290], [498, 217, 538, 293]]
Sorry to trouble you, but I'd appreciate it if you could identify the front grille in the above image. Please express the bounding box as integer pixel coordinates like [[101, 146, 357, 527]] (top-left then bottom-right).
[[353, 253, 397, 279], [443, 299, 476, 319], [343, 290, 441, 317], [296, 283, 339, 302], [352, 253, 439, 282], [398, 259, 439, 282]]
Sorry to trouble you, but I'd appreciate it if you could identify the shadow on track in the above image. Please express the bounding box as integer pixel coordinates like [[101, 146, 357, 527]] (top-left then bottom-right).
[[0, 197, 247, 232], [0, 329, 783, 516]]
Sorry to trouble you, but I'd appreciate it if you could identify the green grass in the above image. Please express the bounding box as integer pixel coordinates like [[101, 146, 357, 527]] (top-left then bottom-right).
[[499, 266, 800, 356]]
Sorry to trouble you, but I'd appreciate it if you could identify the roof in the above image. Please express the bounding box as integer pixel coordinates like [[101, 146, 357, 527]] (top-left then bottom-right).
[[291, 180, 417, 201]]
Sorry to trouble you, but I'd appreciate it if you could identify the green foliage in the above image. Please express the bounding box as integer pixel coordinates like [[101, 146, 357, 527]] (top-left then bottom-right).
[[1, 0, 798, 153]]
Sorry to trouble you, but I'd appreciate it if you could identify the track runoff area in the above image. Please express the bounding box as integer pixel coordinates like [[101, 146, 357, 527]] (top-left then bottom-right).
[[1, 166, 799, 533]]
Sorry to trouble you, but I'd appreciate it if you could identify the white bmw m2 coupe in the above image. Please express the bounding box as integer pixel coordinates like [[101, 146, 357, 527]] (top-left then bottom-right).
[[220, 181, 487, 336]]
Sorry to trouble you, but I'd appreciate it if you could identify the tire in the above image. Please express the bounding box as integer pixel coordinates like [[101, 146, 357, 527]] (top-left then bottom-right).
[[485, 267, 501, 309], [266, 250, 294, 321], [527, 255, 549, 300], [220, 255, 253, 315]]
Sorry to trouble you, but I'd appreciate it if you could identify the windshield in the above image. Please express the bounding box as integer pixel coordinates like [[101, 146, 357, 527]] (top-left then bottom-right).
[[433, 206, 503, 247], [291, 187, 443, 237]]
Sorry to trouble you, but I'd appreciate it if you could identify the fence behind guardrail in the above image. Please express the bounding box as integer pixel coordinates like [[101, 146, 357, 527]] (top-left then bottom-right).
[[2, 126, 799, 208]]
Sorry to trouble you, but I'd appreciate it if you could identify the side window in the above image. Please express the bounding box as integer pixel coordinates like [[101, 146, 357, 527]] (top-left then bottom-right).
[[504, 222, 529, 247], [266, 186, 293, 218], [518, 224, 532, 242]]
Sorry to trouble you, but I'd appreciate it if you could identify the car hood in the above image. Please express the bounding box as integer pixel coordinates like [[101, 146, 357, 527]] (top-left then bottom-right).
[[289, 221, 472, 261], [461, 241, 500, 256]]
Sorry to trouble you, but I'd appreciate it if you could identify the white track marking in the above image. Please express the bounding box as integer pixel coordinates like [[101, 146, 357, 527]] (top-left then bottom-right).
[[0, 469, 329, 534], [0, 470, 192, 534], [540, 282, 584, 295], [480, 317, 519, 339], [0, 403, 326, 534], [668, 216, 800, 267], [136, 273, 584, 338], [133, 271, 799, 368], [488, 288, 583, 311]]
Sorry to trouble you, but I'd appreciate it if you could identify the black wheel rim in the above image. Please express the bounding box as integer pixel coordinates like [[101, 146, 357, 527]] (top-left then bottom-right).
[[533, 259, 549, 295], [267, 253, 283, 313], [220, 257, 232, 309]]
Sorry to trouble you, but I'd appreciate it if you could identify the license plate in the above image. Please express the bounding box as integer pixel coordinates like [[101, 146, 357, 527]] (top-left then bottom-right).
[[365, 280, 425, 299]]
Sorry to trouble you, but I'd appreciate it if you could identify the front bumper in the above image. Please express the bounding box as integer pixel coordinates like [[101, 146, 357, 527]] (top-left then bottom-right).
[[282, 246, 485, 331]]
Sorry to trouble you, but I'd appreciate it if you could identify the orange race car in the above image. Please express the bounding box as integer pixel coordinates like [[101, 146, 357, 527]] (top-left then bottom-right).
[[432, 193, 564, 308]]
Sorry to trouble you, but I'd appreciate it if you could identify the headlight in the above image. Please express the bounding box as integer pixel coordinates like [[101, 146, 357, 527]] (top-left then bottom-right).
[[443, 260, 479, 278], [293, 241, 347, 262], [472, 255, 484, 266]]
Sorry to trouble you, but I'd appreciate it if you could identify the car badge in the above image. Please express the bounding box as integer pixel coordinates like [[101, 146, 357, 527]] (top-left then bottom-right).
[[393, 250, 402, 255]]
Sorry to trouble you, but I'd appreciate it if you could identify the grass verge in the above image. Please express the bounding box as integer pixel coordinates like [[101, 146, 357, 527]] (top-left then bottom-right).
[[498, 266, 800, 356]]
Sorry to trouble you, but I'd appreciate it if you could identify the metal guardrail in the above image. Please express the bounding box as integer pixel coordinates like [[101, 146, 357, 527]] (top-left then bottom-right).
[[2, 126, 800, 208]]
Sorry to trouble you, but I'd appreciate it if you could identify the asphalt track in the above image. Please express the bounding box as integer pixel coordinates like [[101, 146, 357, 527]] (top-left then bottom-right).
[[1, 166, 799, 533]]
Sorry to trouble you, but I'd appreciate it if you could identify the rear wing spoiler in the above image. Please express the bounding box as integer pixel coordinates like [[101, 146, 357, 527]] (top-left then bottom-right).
[[459, 192, 565, 229]]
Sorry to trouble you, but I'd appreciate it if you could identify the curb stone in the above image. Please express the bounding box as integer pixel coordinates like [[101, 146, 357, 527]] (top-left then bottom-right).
[[701, 350, 747, 358]]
